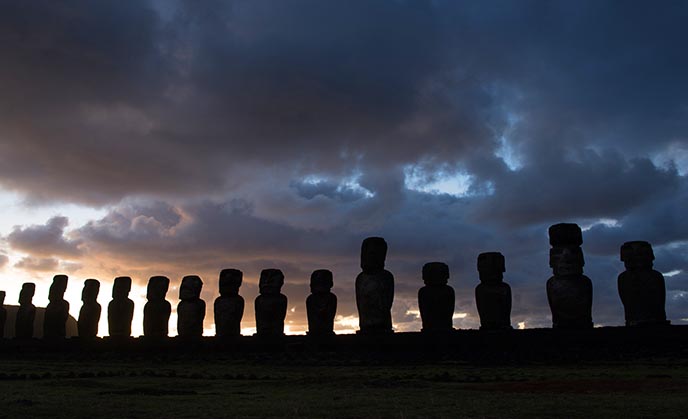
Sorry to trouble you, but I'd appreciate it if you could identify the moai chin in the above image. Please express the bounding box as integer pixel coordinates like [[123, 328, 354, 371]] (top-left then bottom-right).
[[618, 241, 669, 327], [355, 237, 394, 334], [254, 269, 288, 337], [44, 274, 70, 338], [0, 291, 6, 338], [77, 279, 101, 338], [475, 252, 512, 330], [546, 223, 593, 329], [306, 269, 337, 336], [214, 269, 244, 337], [418, 262, 455, 333], [143, 276, 171, 337], [16, 283, 36, 339], [177, 275, 205, 338], [108, 276, 134, 337]]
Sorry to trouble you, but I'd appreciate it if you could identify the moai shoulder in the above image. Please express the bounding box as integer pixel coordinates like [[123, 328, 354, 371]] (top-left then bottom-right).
[[306, 269, 337, 336], [255, 269, 288, 337], [177, 275, 205, 338], [418, 262, 454, 333], [214, 269, 244, 337], [78, 279, 101, 338], [618, 241, 668, 327], [355, 237, 394, 335], [108, 276, 135, 337], [143, 276, 171, 337], [0, 291, 6, 338], [16, 283, 36, 339], [475, 252, 512, 330]]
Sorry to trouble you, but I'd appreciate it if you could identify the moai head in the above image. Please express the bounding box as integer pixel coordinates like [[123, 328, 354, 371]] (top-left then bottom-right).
[[477, 252, 505, 284], [112, 276, 132, 299], [259, 269, 284, 295], [0, 290, 5, 306], [422, 262, 449, 286], [310, 269, 333, 294], [81, 279, 100, 302], [361, 237, 387, 274], [219, 269, 243, 296], [147, 276, 170, 301], [620, 241, 655, 271], [19, 283, 35, 305], [179, 275, 203, 300], [48, 274, 68, 301], [548, 223, 584, 276]]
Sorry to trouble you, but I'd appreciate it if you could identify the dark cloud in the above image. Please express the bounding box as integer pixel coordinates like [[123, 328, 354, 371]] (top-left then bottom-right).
[[7, 216, 83, 257], [0, 254, 8, 269], [14, 257, 59, 272]]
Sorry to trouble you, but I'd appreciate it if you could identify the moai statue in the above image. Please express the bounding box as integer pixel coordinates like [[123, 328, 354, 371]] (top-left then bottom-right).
[[306, 269, 337, 336], [475, 252, 512, 330], [15, 283, 36, 338], [0, 291, 6, 338], [254, 269, 288, 337], [618, 241, 669, 327], [108, 276, 135, 337], [355, 237, 394, 334], [214, 269, 244, 337], [77, 279, 101, 338], [177, 275, 205, 338], [44, 274, 70, 338], [143, 276, 171, 337], [546, 223, 593, 329], [418, 262, 455, 333]]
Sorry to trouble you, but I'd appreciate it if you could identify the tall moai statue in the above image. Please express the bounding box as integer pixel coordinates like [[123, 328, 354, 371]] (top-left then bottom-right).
[[475, 252, 512, 330], [546, 223, 593, 329], [77, 279, 101, 338], [418, 262, 455, 333], [177, 275, 205, 338], [15, 283, 36, 338], [618, 241, 669, 327], [214, 269, 244, 337], [44, 274, 70, 338], [355, 237, 394, 334], [254, 269, 288, 337], [108, 276, 134, 337], [0, 291, 6, 338], [143, 276, 171, 337], [306, 269, 337, 336]]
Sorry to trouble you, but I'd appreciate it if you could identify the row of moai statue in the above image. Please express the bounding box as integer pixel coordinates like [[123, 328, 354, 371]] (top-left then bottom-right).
[[0, 224, 670, 339]]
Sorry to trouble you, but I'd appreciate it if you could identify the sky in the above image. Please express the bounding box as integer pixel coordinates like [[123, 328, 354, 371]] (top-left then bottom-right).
[[1, 0, 687, 336]]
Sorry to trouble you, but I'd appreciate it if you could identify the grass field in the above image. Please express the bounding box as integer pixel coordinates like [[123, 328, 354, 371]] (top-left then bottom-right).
[[1, 356, 687, 418]]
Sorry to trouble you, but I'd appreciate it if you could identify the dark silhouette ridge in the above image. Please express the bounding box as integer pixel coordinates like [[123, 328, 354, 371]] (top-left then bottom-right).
[[77, 279, 101, 338], [0, 291, 6, 338], [108, 276, 134, 337], [177, 275, 205, 338], [15, 283, 36, 339], [306, 269, 337, 336], [143, 276, 171, 337], [475, 252, 512, 330], [215, 269, 244, 337], [255, 269, 287, 337], [44, 274, 69, 338], [356, 237, 394, 335], [618, 241, 669, 327], [418, 262, 454, 333], [546, 223, 593, 329]]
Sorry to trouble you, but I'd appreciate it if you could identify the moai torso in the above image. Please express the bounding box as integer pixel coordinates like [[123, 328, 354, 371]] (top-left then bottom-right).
[[355, 237, 394, 334], [418, 262, 454, 332], [618, 241, 668, 327], [546, 224, 593, 329], [475, 252, 512, 330], [0, 291, 6, 338], [77, 279, 101, 338], [16, 283, 36, 338], [306, 269, 337, 336], [44, 275, 70, 338], [143, 276, 171, 337], [108, 276, 135, 337], [214, 269, 244, 337], [255, 269, 288, 336], [177, 275, 205, 338]]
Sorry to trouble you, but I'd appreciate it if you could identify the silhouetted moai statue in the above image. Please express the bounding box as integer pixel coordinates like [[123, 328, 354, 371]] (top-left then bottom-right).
[[44, 274, 70, 338], [475, 252, 512, 330], [618, 241, 669, 327], [15, 283, 36, 338], [418, 262, 454, 333], [143, 276, 171, 337], [546, 223, 593, 329], [108, 276, 135, 337], [77, 279, 101, 338], [214, 269, 244, 337], [177, 275, 205, 338], [306, 269, 337, 336], [356, 237, 394, 334], [255, 269, 288, 337], [0, 291, 6, 338]]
